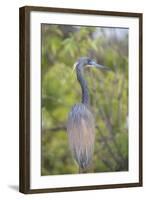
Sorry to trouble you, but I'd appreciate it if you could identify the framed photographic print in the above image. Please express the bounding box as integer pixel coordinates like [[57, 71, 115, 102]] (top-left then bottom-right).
[[19, 6, 143, 194]]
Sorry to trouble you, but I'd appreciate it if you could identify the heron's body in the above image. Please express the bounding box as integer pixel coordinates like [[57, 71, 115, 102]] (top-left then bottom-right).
[[67, 103, 95, 170], [67, 57, 109, 172]]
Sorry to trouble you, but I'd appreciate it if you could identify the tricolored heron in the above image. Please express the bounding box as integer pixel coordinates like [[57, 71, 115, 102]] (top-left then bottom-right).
[[67, 57, 109, 173]]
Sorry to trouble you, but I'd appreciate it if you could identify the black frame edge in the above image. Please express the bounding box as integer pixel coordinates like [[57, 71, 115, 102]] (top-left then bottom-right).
[[139, 13, 143, 187], [21, 182, 142, 194], [19, 6, 30, 194], [20, 5, 142, 17]]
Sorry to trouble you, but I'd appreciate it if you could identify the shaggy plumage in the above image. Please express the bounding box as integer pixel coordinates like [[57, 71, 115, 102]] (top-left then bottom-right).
[[67, 57, 109, 172], [67, 103, 95, 170]]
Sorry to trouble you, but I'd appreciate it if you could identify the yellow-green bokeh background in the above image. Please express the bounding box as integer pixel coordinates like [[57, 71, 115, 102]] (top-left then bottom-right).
[[41, 24, 128, 175]]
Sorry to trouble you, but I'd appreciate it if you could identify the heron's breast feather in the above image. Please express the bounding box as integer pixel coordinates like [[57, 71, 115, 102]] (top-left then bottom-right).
[[67, 104, 95, 153]]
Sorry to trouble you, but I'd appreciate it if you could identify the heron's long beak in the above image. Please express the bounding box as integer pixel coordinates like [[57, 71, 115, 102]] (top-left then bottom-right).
[[89, 60, 110, 71], [94, 63, 110, 71]]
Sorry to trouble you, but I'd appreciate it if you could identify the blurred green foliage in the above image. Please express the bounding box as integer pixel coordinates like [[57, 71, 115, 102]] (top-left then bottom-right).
[[41, 24, 128, 175]]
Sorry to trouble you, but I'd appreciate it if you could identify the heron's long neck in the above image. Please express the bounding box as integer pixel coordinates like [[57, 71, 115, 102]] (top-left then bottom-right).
[[76, 65, 89, 106]]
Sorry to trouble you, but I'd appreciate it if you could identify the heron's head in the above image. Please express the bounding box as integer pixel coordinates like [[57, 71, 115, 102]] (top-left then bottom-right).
[[73, 57, 110, 71]]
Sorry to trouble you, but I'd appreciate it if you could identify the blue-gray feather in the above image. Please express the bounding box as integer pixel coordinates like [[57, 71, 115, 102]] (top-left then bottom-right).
[[67, 57, 109, 171], [67, 103, 95, 169], [67, 57, 96, 171], [76, 63, 89, 105]]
